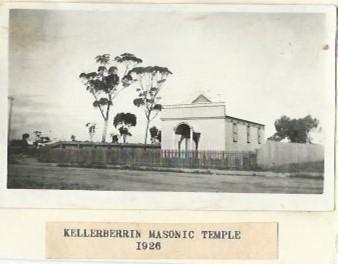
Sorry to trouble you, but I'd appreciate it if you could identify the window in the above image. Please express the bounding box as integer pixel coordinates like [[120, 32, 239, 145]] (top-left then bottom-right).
[[258, 127, 262, 144], [232, 123, 238, 143], [247, 125, 251, 143]]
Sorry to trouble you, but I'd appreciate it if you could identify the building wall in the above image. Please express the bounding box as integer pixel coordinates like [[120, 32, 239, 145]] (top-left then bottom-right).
[[225, 118, 265, 152], [161, 118, 226, 151], [161, 102, 226, 119], [161, 102, 226, 151], [161, 101, 265, 152]]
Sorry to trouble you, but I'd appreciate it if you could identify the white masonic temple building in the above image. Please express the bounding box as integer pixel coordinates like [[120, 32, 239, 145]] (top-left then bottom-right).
[[160, 94, 265, 152]]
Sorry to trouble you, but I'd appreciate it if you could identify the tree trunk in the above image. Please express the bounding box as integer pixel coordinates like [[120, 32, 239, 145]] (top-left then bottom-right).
[[102, 95, 112, 143], [101, 119, 108, 143], [144, 118, 150, 145]]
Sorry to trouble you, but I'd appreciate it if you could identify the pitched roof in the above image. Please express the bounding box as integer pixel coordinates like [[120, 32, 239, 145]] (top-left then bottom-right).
[[191, 94, 212, 104], [226, 115, 265, 126]]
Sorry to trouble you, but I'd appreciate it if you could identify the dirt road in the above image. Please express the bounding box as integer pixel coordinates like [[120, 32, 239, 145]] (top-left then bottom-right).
[[7, 163, 323, 194]]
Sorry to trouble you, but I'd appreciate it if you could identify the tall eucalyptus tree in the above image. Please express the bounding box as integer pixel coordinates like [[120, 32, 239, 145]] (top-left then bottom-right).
[[79, 53, 142, 142]]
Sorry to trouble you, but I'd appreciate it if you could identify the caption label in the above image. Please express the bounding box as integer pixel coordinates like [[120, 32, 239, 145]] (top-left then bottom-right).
[[46, 222, 278, 259]]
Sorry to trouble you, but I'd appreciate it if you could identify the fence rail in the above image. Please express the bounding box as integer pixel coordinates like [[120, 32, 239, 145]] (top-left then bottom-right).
[[34, 143, 257, 170], [161, 149, 257, 170], [161, 150, 226, 160]]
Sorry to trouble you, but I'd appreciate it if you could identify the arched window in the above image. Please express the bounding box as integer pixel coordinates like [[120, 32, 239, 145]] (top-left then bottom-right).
[[175, 123, 191, 154]]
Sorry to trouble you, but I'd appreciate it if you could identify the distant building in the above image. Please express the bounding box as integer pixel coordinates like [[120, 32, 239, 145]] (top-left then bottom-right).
[[160, 94, 265, 152]]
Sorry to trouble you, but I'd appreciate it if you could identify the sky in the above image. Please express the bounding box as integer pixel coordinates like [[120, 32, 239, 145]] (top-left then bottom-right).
[[8, 7, 334, 143]]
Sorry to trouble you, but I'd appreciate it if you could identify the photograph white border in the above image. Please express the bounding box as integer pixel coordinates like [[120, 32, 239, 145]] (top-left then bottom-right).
[[0, 2, 335, 211]]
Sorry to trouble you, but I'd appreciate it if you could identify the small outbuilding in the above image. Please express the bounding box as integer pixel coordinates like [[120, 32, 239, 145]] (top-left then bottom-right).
[[160, 94, 265, 152]]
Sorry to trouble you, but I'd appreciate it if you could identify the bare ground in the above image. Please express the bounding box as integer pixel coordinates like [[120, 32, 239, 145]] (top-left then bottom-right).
[[7, 162, 323, 194]]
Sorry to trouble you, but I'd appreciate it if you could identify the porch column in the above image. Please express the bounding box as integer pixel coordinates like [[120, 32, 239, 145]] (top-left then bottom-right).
[[189, 127, 193, 152]]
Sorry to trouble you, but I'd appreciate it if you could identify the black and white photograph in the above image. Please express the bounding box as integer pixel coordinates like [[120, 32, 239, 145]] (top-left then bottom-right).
[[1, 4, 336, 210]]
